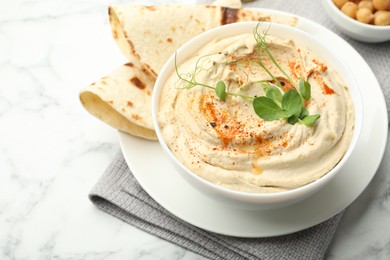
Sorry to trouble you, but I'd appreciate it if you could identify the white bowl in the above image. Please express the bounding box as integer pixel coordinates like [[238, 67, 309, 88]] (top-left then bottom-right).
[[152, 22, 363, 210], [323, 0, 390, 43]]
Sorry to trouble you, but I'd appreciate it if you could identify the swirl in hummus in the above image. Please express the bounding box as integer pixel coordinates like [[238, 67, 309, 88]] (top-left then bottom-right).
[[158, 33, 355, 193]]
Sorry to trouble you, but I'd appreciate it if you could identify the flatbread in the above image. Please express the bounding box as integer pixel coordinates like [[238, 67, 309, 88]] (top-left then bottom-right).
[[79, 56, 157, 140], [108, 4, 271, 76]]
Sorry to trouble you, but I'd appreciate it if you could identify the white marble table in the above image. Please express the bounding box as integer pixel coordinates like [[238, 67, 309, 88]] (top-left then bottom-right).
[[1, 0, 389, 259]]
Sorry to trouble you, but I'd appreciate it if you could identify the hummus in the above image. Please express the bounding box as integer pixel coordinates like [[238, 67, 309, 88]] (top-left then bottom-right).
[[158, 33, 355, 193]]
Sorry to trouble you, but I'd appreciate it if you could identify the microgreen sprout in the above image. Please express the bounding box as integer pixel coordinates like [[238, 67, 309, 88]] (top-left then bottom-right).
[[174, 22, 320, 126], [174, 53, 254, 101]]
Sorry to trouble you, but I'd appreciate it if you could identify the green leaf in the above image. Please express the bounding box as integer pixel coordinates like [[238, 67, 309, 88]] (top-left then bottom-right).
[[215, 81, 226, 101], [265, 85, 283, 104], [299, 78, 311, 101], [300, 114, 320, 126], [253, 96, 284, 121], [281, 89, 302, 118], [300, 106, 309, 118], [288, 115, 299, 125]]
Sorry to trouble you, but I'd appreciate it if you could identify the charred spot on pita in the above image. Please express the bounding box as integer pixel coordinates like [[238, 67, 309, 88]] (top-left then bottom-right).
[[141, 67, 155, 80], [125, 62, 134, 67], [221, 7, 239, 25], [145, 6, 156, 11], [130, 77, 146, 89], [132, 114, 142, 121], [144, 63, 158, 77], [112, 29, 118, 39]]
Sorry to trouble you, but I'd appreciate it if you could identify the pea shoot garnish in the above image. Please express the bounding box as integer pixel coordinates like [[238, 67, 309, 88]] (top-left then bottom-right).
[[174, 22, 320, 126]]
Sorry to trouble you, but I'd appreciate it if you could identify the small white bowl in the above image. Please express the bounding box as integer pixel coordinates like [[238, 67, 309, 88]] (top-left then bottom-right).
[[152, 22, 363, 210], [323, 0, 390, 43]]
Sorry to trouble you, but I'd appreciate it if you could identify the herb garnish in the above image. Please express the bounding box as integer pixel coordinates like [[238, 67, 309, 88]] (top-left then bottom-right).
[[174, 22, 320, 126]]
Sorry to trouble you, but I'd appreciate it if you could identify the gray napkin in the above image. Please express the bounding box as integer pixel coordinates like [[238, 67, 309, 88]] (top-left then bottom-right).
[[90, 0, 389, 259], [90, 151, 343, 260]]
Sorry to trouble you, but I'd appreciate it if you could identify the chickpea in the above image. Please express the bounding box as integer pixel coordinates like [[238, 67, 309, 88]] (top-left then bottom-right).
[[374, 10, 390, 25], [357, 8, 375, 23], [372, 0, 390, 11], [341, 2, 359, 18], [333, 0, 348, 9], [358, 1, 375, 12]]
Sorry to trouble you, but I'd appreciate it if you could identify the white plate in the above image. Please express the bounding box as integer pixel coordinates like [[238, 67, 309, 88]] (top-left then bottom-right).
[[119, 9, 388, 237]]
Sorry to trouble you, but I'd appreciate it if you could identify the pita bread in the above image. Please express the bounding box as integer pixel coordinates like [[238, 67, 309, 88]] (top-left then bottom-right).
[[108, 4, 271, 76], [79, 56, 157, 140]]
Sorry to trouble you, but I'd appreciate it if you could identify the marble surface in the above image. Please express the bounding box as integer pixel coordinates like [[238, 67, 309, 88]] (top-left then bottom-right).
[[0, 0, 389, 259]]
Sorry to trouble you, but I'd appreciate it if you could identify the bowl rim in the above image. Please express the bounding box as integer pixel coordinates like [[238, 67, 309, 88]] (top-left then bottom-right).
[[152, 21, 363, 200], [324, 0, 390, 30]]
